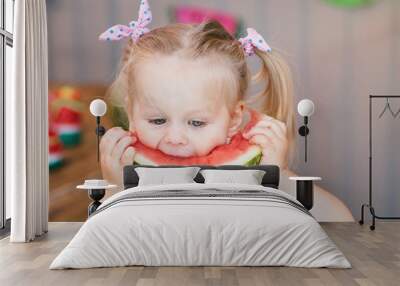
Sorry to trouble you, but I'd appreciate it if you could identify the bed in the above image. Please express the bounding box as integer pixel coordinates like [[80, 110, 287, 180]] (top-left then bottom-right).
[[50, 165, 350, 269]]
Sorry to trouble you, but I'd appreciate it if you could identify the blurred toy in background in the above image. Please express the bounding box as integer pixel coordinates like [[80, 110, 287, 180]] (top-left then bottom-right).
[[49, 125, 64, 170], [50, 86, 83, 147], [173, 5, 244, 38]]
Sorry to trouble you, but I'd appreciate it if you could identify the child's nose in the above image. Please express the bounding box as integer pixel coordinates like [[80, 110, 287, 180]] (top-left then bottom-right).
[[164, 126, 188, 145]]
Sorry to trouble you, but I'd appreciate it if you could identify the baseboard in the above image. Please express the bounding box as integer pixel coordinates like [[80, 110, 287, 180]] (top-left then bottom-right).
[[0, 218, 11, 239]]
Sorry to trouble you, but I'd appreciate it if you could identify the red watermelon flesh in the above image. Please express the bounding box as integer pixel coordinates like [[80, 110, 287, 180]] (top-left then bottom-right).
[[131, 109, 263, 166]]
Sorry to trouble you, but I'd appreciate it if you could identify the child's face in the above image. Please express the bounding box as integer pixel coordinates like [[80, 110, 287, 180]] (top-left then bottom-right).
[[128, 54, 242, 157]]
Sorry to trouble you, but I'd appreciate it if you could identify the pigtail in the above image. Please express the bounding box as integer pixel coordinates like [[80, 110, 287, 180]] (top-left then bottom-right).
[[253, 50, 296, 161], [105, 40, 137, 130], [107, 40, 135, 105]]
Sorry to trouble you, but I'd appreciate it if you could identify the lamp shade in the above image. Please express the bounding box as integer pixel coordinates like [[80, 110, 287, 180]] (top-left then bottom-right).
[[89, 99, 107, 117], [297, 99, 315, 117]]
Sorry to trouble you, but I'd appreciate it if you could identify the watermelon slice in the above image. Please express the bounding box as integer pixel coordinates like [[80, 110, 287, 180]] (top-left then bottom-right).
[[132, 109, 263, 166]]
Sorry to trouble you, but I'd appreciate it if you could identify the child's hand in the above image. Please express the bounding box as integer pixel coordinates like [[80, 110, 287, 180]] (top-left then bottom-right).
[[100, 127, 137, 186], [243, 115, 289, 169]]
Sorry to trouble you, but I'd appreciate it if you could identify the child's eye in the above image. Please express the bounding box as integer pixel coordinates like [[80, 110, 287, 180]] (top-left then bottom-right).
[[148, 118, 167, 125], [188, 120, 206, 127]]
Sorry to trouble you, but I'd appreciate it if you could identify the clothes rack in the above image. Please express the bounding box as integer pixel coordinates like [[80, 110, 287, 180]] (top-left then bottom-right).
[[360, 95, 400, 230]]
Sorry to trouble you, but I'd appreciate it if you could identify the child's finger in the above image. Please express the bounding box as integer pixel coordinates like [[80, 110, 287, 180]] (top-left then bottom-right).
[[121, 147, 136, 166], [100, 127, 128, 156], [247, 119, 286, 140], [126, 131, 138, 143], [247, 122, 284, 141], [130, 135, 137, 144], [244, 126, 281, 143], [249, 134, 274, 149], [111, 136, 134, 161], [258, 115, 287, 135]]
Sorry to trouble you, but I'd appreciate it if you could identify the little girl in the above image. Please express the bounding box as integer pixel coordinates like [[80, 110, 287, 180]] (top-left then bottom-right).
[[99, 0, 295, 186]]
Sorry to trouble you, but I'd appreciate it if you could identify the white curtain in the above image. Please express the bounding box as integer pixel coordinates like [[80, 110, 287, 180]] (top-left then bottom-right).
[[7, 0, 49, 242]]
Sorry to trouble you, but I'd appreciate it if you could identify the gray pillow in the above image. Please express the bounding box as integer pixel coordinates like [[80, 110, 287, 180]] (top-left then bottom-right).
[[200, 169, 266, 185], [135, 167, 201, 186]]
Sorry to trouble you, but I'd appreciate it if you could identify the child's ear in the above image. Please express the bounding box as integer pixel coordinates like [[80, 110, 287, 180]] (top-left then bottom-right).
[[227, 102, 244, 138], [124, 95, 135, 131]]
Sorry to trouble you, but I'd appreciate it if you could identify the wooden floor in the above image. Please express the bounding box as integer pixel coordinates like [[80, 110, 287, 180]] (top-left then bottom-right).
[[0, 222, 399, 286]]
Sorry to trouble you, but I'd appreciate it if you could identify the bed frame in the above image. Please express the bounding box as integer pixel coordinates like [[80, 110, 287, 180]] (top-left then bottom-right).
[[123, 165, 280, 189]]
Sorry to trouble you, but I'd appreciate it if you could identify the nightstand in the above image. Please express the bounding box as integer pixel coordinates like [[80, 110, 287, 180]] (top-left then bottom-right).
[[77, 180, 117, 216], [289, 177, 321, 210]]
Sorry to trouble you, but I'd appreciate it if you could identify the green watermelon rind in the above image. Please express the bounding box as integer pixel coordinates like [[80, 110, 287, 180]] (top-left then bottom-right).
[[244, 149, 263, 166]]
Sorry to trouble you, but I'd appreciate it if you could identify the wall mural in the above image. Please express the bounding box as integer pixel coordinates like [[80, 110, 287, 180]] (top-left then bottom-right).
[[46, 0, 399, 222]]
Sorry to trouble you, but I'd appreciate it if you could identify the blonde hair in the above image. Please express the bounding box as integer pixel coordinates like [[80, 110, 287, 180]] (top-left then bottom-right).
[[108, 20, 295, 163]]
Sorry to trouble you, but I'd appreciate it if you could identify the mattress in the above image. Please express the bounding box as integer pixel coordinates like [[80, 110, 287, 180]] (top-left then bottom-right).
[[50, 183, 351, 269]]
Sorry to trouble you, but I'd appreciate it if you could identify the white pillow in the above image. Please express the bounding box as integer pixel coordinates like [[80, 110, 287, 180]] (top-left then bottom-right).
[[200, 169, 266, 185], [135, 167, 200, 186]]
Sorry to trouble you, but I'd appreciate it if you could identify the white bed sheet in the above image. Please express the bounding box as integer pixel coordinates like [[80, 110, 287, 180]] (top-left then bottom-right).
[[50, 183, 350, 269]]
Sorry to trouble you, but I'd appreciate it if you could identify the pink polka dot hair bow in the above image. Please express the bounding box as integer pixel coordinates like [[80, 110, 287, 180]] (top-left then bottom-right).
[[238, 28, 272, 56], [99, 0, 152, 42]]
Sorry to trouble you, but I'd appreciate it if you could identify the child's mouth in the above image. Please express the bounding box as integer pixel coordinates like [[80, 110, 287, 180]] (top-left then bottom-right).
[[157, 146, 197, 158]]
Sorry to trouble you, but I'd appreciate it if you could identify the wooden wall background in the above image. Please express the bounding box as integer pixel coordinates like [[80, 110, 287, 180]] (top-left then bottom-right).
[[47, 0, 400, 218]]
